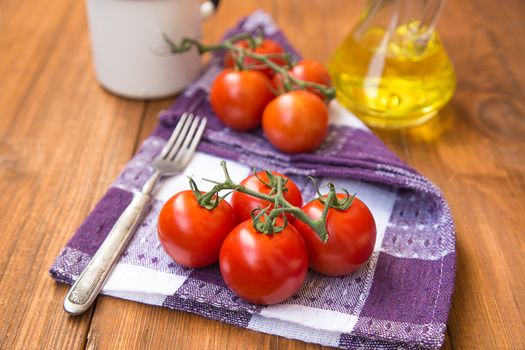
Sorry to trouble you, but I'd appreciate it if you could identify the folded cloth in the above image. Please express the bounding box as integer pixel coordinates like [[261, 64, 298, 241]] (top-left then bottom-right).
[[50, 10, 455, 350]]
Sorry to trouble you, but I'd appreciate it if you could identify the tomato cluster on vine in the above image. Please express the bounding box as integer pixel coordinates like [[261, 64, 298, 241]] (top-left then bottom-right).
[[211, 38, 333, 154], [157, 165, 376, 305], [165, 33, 335, 154]]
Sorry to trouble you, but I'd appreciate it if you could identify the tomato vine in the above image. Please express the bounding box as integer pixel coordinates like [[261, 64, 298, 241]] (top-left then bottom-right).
[[189, 161, 354, 242], [163, 31, 336, 100]]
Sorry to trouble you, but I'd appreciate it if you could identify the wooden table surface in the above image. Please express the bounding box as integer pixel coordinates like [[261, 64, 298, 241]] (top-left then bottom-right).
[[1, 0, 524, 349]]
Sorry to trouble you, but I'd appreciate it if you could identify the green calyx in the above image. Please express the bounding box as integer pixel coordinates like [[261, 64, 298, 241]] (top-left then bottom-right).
[[250, 206, 288, 235], [308, 177, 355, 211]]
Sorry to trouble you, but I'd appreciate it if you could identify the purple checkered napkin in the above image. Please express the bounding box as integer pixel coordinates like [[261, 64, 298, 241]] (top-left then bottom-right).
[[50, 10, 455, 350]]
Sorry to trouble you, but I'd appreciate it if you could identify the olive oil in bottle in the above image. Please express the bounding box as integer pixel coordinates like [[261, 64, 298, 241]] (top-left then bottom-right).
[[329, 18, 456, 128]]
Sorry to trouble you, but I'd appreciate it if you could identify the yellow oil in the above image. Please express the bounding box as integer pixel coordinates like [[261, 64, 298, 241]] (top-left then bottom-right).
[[329, 23, 456, 128]]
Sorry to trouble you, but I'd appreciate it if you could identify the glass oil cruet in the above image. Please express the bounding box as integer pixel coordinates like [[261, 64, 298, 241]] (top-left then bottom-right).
[[329, 0, 456, 128]]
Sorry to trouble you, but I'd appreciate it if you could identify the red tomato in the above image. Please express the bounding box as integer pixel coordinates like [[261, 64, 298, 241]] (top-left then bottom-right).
[[231, 171, 303, 223], [210, 69, 275, 131], [157, 190, 236, 268], [219, 219, 308, 305], [224, 39, 286, 77], [224, 39, 250, 68], [273, 59, 332, 98], [294, 194, 376, 276], [262, 90, 329, 154]]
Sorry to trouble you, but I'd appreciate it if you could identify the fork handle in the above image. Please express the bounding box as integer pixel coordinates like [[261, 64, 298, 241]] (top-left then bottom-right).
[[63, 192, 151, 315]]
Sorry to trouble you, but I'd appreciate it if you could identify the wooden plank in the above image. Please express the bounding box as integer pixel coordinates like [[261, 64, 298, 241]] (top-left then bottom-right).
[[0, 0, 146, 349], [0, 0, 75, 133], [1, 0, 525, 349]]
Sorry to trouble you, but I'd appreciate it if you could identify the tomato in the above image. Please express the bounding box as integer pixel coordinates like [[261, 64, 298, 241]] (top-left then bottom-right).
[[210, 69, 275, 131], [294, 194, 376, 276], [272, 59, 332, 98], [262, 90, 329, 154], [224, 39, 286, 77], [157, 190, 236, 268], [231, 171, 302, 223], [219, 219, 308, 305], [224, 39, 250, 68]]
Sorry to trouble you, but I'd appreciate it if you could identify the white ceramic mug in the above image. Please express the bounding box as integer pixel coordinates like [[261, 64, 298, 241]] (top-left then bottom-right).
[[86, 0, 220, 99]]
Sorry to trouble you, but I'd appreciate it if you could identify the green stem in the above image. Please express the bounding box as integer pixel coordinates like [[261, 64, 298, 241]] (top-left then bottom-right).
[[195, 161, 334, 242], [163, 33, 336, 100]]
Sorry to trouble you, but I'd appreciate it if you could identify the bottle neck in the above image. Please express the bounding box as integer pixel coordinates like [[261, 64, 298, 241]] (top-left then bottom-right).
[[352, 0, 445, 54], [354, 0, 445, 42]]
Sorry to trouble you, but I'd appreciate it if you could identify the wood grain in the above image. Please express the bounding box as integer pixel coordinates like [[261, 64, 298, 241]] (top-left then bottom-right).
[[0, 0, 145, 348], [0, 0, 524, 349]]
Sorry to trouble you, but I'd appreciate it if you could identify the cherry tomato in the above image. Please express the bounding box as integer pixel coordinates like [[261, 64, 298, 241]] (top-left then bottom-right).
[[224, 39, 286, 77], [273, 59, 332, 99], [262, 90, 329, 154], [294, 194, 376, 276], [157, 190, 236, 268], [231, 171, 303, 223], [224, 39, 250, 68], [219, 219, 308, 305], [210, 69, 275, 131]]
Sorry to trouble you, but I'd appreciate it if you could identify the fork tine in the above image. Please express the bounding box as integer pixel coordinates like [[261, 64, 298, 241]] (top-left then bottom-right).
[[158, 113, 189, 159], [171, 115, 202, 162], [164, 113, 195, 160], [178, 118, 207, 168]]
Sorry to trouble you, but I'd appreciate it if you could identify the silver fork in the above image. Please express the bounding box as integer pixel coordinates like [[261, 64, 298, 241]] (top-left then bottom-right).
[[63, 113, 207, 315]]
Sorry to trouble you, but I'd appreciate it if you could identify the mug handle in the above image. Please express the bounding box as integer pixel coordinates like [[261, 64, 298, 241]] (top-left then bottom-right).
[[200, 0, 220, 19]]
